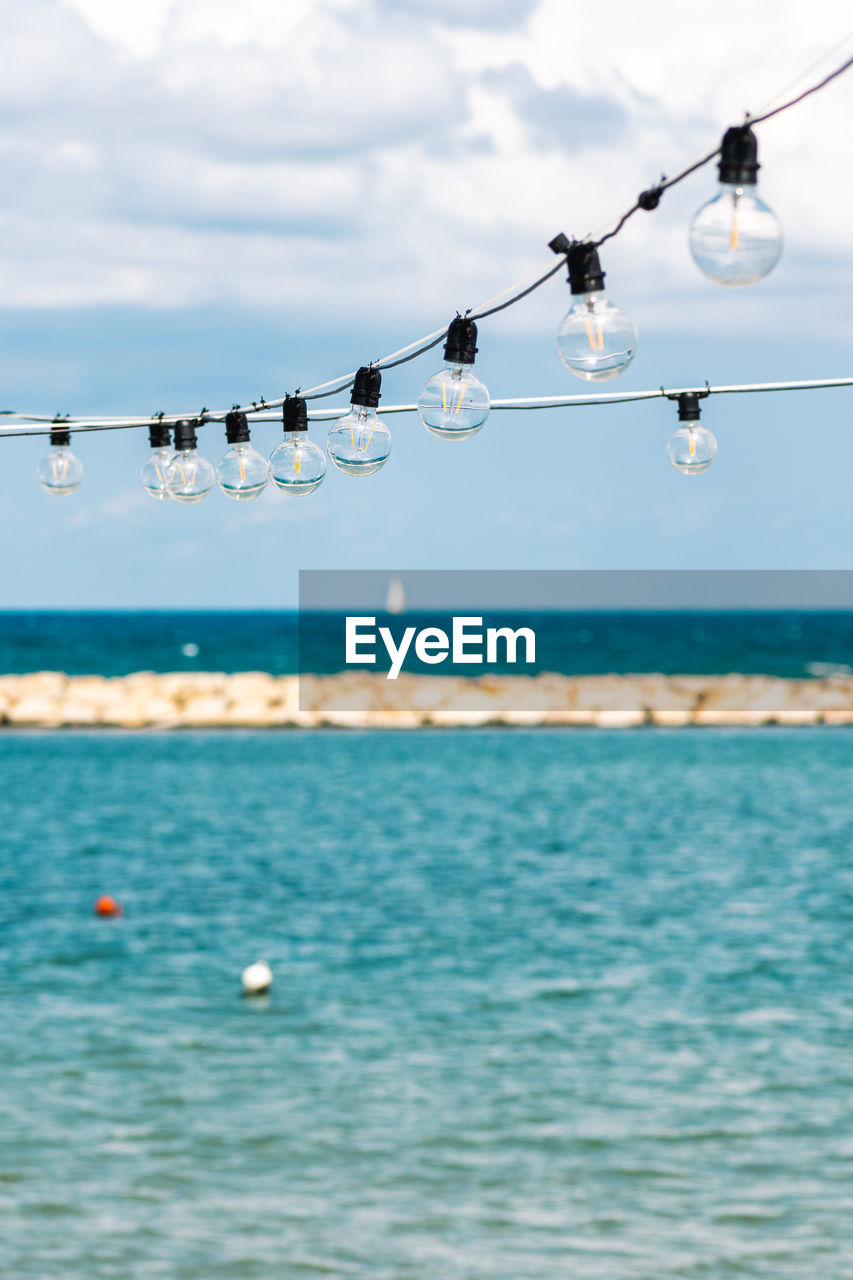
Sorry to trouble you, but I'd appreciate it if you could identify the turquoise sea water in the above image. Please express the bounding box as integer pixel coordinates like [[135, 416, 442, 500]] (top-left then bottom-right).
[[2, 728, 852, 1277], [2, 610, 853, 677]]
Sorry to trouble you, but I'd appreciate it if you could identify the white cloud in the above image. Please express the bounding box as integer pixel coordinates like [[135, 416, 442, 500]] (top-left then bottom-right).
[[63, 0, 174, 58], [0, 0, 848, 334]]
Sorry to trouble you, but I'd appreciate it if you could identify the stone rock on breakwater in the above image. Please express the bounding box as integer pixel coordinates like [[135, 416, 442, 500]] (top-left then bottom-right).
[[1, 671, 853, 727]]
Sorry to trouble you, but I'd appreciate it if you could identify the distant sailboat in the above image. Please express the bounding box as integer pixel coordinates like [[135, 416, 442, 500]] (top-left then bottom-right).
[[385, 577, 406, 614]]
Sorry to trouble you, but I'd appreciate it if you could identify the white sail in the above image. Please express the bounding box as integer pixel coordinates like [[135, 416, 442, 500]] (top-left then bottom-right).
[[385, 577, 406, 614]]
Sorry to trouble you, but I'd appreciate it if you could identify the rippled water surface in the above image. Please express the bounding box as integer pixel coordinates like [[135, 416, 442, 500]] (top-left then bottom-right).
[[1, 729, 852, 1278], [3, 609, 853, 676]]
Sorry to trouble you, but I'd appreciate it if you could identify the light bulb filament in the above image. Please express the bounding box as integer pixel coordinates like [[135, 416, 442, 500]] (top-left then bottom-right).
[[240, 454, 246, 482], [442, 382, 447, 412], [689, 429, 696, 457], [177, 462, 188, 485], [455, 386, 465, 412], [350, 409, 373, 452], [294, 448, 300, 475], [584, 314, 604, 351], [730, 194, 740, 251]]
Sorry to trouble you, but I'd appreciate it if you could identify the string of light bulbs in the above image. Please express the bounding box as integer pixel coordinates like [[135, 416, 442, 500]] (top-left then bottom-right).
[[7, 378, 852, 492], [3, 43, 852, 501], [6, 374, 852, 435]]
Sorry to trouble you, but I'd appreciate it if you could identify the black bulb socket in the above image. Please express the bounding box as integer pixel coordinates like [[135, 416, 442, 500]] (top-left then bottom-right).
[[443, 317, 478, 365], [283, 395, 308, 433], [173, 419, 199, 450], [225, 410, 250, 444], [351, 366, 382, 409], [718, 125, 759, 186], [148, 421, 171, 449], [677, 393, 702, 422], [567, 243, 606, 295], [50, 427, 71, 447]]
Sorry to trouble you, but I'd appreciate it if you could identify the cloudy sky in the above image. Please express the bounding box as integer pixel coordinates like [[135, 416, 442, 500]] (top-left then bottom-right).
[[0, 0, 851, 606]]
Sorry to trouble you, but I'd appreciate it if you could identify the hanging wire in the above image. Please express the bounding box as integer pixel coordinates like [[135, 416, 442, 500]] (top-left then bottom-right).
[[5, 43, 853, 436], [586, 46, 853, 249], [4, 377, 853, 436], [273, 261, 574, 407], [467, 262, 567, 321], [748, 26, 853, 117], [309, 36, 853, 400], [374, 332, 447, 372], [748, 50, 853, 126], [266, 328, 450, 405], [301, 378, 356, 403]]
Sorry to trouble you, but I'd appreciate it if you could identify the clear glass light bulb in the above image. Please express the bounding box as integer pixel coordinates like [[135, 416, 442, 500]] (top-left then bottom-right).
[[165, 446, 215, 503], [327, 405, 391, 476], [141, 446, 175, 501], [556, 291, 637, 381], [689, 183, 782, 286], [37, 445, 83, 495], [417, 362, 490, 441], [667, 425, 718, 475], [217, 441, 268, 501], [269, 433, 327, 496]]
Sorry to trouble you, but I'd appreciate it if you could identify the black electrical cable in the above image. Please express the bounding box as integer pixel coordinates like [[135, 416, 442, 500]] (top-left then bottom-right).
[[376, 333, 447, 370], [292, 335, 440, 404], [302, 380, 355, 402], [299, 332, 445, 402], [748, 52, 853, 126], [592, 152, 717, 249], [5, 377, 853, 436], [4, 47, 852, 436], [467, 261, 566, 321], [589, 51, 853, 249], [301, 46, 853, 388]]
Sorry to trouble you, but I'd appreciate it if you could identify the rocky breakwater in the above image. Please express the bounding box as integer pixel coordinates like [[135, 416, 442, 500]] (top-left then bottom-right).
[[2, 670, 853, 728]]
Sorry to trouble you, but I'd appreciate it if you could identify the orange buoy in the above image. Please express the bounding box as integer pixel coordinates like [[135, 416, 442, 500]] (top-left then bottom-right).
[[94, 894, 124, 918]]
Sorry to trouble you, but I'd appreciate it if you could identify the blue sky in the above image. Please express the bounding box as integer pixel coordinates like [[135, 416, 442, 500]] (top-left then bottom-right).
[[0, 0, 850, 606]]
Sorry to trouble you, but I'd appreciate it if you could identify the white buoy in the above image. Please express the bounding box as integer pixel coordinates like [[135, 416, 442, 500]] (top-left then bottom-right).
[[241, 960, 273, 996]]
